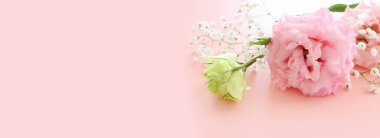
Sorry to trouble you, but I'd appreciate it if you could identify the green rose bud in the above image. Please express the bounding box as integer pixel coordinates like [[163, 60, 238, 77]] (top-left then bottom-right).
[[203, 53, 249, 102]]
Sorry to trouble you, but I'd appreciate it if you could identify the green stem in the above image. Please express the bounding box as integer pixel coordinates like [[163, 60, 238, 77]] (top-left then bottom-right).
[[233, 55, 264, 71]]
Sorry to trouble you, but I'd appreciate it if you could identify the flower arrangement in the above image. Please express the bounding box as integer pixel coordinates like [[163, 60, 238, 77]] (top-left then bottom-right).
[[190, 0, 380, 102]]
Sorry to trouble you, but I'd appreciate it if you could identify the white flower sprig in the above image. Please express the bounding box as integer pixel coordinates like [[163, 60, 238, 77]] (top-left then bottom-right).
[[351, 19, 380, 94], [352, 63, 380, 94], [355, 20, 379, 58], [189, 0, 275, 70]]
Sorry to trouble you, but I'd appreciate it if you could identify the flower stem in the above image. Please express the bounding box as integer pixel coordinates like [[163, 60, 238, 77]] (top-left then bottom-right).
[[233, 55, 264, 71]]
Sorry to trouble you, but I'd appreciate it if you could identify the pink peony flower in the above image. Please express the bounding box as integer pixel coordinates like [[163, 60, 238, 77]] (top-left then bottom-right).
[[342, 0, 380, 68], [267, 8, 357, 96]]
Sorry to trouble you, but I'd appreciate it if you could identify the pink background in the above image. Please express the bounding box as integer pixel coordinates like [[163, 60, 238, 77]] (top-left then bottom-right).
[[1, 0, 379, 138]]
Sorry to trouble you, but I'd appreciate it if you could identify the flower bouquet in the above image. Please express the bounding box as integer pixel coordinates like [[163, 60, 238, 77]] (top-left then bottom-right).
[[190, 0, 380, 102]]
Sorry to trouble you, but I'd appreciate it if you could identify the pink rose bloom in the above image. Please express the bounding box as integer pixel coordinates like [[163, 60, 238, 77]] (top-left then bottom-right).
[[267, 8, 357, 96], [342, 0, 380, 68]]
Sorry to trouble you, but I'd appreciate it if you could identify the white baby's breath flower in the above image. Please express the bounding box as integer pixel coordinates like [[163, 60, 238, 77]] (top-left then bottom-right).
[[352, 70, 360, 78], [257, 58, 265, 64], [374, 87, 380, 94], [210, 31, 223, 41], [366, 28, 377, 39], [370, 67, 380, 76], [357, 42, 367, 50], [371, 48, 379, 57], [357, 21, 364, 27], [358, 29, 367, 36], [346, 83, 352, 90], [220, 16, 226, 21], [190, 1, 269, 64], [368, 84, 377, 92]]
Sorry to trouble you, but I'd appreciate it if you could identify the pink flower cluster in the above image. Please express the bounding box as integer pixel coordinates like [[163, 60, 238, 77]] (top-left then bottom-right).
[[267, 9, 357, 96]]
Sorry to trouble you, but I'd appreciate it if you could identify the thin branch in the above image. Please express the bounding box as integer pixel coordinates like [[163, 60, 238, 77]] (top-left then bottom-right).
[[258, 0, 278, 21]]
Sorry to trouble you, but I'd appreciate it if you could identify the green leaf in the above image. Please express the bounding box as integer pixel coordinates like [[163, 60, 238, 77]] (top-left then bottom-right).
[[329, 3, 359, 12], [349, 3, 359, 8], [329, 4, 348, 12]]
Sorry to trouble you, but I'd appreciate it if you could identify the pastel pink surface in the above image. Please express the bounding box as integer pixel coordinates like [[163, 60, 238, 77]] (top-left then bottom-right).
[[0, 0, 379, 138]]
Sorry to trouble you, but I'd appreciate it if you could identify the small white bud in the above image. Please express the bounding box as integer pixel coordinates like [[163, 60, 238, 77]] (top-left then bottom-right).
[[369, 84, 377, 92], [195, 35, 201, 40], [371, 48, 379, 57], [357, 42, 367, 50], [358, 29, 367, 36], [240, 3, 245, 7], [257, 45, 265, 50], [370, 67, 380, 76], [237, 8, 242, 13], [197, 21, 203, 28], [366, 28, 377, 38], [220, 16, 226, 22], [346, 83, 352, 90], [366, 27, 375, 33], [374, 87, 380, 94], [357, 21, 364, 27], [352, 70, 360, 78]]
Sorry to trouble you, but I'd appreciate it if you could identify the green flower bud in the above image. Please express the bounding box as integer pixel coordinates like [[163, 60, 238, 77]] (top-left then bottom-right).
[[247, 37, 271, 46], [203, 53, 249, 102]]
